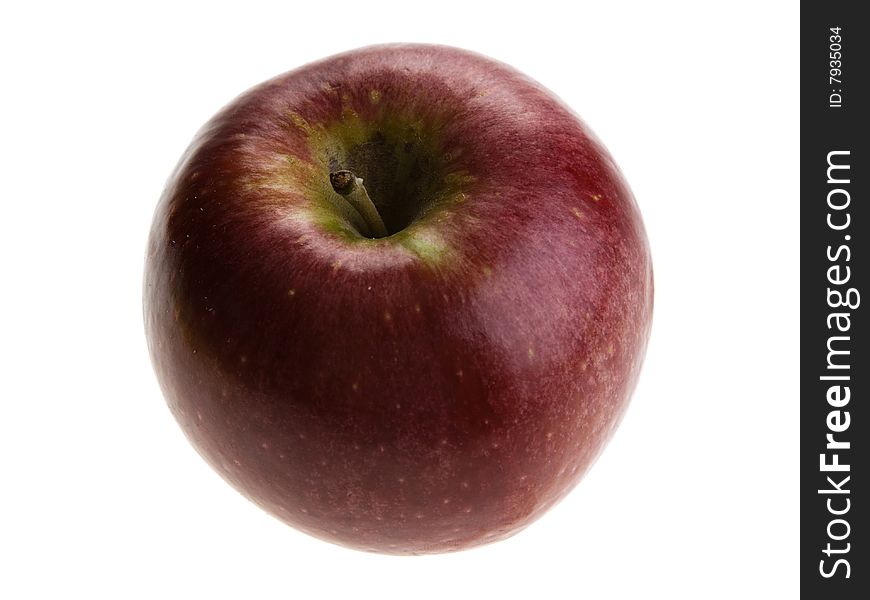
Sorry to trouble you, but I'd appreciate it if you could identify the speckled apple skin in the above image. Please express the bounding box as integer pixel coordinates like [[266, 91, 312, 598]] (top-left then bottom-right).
[[144, 44, 653, 554]]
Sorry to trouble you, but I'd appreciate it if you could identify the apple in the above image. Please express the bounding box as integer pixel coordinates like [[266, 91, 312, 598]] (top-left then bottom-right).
[[144, 43, 653, 554]]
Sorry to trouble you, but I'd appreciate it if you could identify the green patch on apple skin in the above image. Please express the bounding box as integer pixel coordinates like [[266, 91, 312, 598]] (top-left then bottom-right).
[[399, 230, 448, 266], [287, 112, 315, 136], [306, 202, 369, 242]]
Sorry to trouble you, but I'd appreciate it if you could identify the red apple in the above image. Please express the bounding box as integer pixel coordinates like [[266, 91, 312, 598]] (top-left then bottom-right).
[[144, 44, 653, 554]]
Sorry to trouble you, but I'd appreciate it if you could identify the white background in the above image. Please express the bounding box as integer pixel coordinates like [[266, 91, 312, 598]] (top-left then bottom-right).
[[1, 1, 798, 598]]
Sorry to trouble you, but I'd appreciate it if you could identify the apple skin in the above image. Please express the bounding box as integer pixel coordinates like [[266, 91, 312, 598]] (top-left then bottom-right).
[[144, 44, 653, 554]]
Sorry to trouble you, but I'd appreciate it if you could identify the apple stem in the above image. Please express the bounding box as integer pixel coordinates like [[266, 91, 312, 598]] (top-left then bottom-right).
[[329, 170, 389, 238]]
